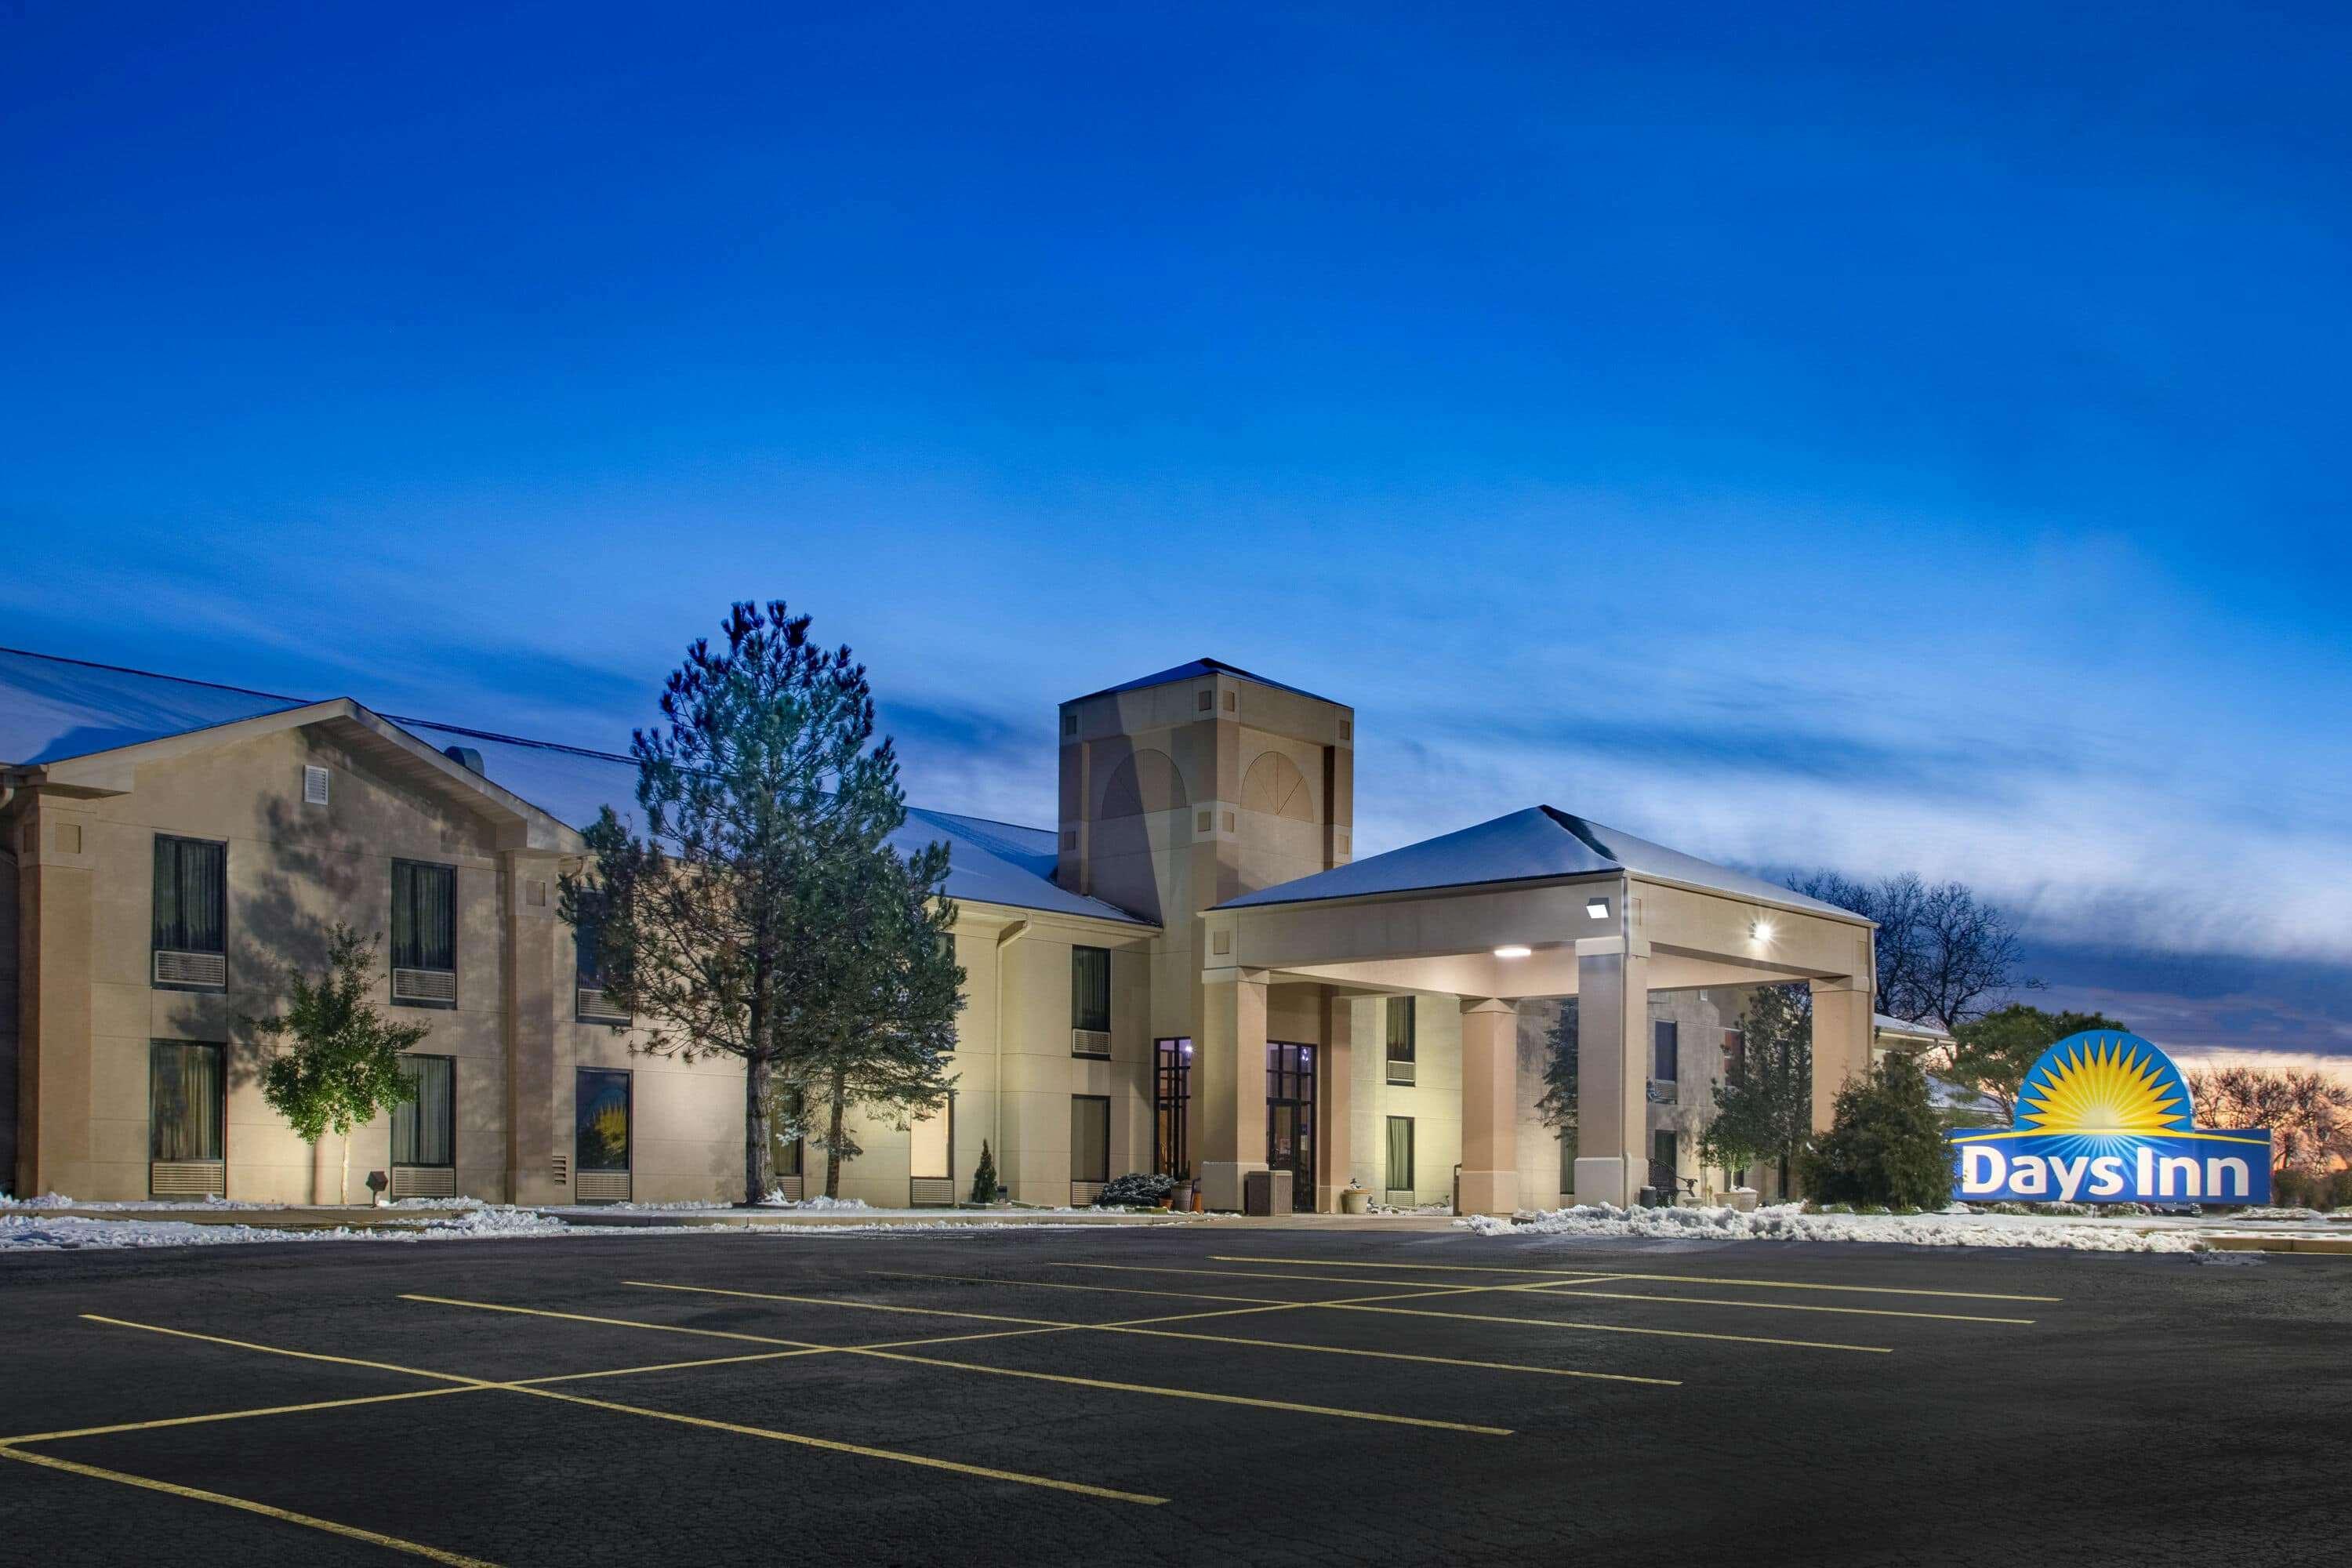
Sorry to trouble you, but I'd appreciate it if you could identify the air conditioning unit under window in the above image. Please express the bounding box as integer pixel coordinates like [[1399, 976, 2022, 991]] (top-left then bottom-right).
[[154, 949, 227, 988], [1385, 1058, 1417, 1086], [576, 986, 630, 1022], [392, 967, 457, 1004], [1071, 1029, 1112, 1058]]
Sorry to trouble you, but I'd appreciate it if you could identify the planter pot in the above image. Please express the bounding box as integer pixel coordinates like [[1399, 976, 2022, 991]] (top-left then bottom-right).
[[1340, 1188, 1371, 1215]]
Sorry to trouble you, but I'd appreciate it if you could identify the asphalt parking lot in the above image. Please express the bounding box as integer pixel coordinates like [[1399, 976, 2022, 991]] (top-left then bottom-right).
[[2, 1226, 2346, 1566]]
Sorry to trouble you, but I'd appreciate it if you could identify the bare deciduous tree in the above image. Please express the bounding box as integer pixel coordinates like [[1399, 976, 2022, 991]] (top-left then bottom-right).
[[1788, 870, 2034, 1030], [2189, 1065, 2352, 1177]]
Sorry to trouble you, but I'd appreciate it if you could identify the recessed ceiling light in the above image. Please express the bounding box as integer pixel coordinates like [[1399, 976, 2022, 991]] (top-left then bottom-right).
[[1493, 945, 1533, 959], [1585, 897, 1610, 919]]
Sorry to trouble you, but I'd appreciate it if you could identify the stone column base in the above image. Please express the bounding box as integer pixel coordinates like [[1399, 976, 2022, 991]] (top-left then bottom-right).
[[1200, 1160, 1267, 1213], [1574, 1156, 1635, 1208], [1457, 1169, 1520, 1218]]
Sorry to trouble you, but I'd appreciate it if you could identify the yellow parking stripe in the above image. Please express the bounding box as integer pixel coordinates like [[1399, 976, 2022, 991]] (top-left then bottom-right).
[[412, 1294, 1512, 1434], [1214, 1255, 2062, 1304], [879, 1271, 1891, 1354], [624, 1279, 1680, 1386], [71, 1314, 1163, 1506], [1051, 1263, 2033, 1324], [0, 1446, 501, 1567]]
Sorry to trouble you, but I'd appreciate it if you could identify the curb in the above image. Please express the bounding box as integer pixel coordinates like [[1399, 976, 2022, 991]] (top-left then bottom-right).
[[2202, 1233, 2352, 1255]]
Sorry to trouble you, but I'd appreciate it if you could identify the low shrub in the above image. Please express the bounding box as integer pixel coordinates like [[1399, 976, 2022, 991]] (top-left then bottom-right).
[[1094, 1171, 1176, 1208]]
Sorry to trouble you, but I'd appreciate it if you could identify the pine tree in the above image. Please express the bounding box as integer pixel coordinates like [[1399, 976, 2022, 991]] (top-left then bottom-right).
[[1534, 999, 1579, 1136], [969, 1139, 999, 1205], [1800, 1051, 1951, 1210], [562, 601, 964, 1205], [248, 924, 431, 1205], [1700, 984, 1813, 1196]]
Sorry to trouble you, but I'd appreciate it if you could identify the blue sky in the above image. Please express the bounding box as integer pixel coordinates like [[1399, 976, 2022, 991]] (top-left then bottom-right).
[[5, 2, 2347, 1063]]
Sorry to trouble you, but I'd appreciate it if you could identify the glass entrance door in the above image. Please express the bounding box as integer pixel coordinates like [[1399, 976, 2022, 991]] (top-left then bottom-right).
[[1266, 1042, 1316, 1212]]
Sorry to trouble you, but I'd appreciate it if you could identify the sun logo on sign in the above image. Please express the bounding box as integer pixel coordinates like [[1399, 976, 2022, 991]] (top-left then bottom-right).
[[2014, 1033, 2190, 1137]]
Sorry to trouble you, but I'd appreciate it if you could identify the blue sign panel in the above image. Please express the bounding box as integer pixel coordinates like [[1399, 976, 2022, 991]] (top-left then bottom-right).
[[1948, 1031, 2271, 1205]]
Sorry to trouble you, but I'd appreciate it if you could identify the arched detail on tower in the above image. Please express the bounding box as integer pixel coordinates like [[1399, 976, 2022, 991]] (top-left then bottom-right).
[[1240, 750, 1316, 822], [1098, 747, 1189, 818]]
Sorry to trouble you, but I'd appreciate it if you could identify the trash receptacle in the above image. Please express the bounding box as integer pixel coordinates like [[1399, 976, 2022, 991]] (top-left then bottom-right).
[[1243, 1169, 1294, 1215]]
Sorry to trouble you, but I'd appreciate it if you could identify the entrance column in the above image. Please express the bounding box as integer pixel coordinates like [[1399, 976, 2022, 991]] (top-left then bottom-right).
[[1314, 988, 1353, 1212], [1809, 977, 1872, 1134], [1457, 997, 1519, 1217], [1196, 965, 1269, 1211], [1573, 930, 1650, 1207]]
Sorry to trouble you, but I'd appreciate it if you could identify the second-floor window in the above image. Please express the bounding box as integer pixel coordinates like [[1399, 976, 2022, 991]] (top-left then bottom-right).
[[391, 862, 457, 1007], [151, 835, 227, 989], [1385, 996, 1416, 1083], [1653, 1019, 1679, 1083], [1071, 946, 1111, 1051]]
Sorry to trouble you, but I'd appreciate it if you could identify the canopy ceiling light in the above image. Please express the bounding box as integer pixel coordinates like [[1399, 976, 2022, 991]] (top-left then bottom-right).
[[1585, 897, 1610, 920], [1750, 919, 1776, 942], [1493, 945, 1533, 960]]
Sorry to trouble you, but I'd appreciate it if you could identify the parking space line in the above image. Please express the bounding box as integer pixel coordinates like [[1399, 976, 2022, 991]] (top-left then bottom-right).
[[412, 1294, 1514, 1433], [876, 1271, 1892, 1354], [1051, 1264, 2034, 1324], [1214, 1256, 2062, 1303], [624, 1279, 1682, 1386], [0, 1446, 501, 1567], [67, 1314, 1166, 1505]]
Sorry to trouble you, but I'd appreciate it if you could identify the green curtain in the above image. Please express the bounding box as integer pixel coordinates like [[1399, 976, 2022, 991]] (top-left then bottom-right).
[[151, 1041, 224, 1161], [1385, 1116, 1414, 1191], [1385, 996, 1414, 1061], [1071, 946, 1111, 1032], [152, 837, 226, 953], [392, 1056, 455, 1166], [394, 862, 456, 970]]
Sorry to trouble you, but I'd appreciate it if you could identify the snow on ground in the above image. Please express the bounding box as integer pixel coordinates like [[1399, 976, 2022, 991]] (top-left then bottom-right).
[[1462, 1202, 2214, 1254], [0, 1205, 626, 1251]]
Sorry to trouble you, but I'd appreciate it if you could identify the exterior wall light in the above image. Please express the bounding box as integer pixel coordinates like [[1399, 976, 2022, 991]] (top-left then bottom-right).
[[1751, 919, 1776, 942], [1585, 897, 1610, 919], [1493, 945, 1533, 959]]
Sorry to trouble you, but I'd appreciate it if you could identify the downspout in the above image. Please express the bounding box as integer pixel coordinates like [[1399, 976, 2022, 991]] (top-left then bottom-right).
[[993, 920, 1031, 1193]]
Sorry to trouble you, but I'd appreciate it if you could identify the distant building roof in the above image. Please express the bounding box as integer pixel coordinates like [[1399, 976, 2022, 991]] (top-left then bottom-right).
[[1069, 658, 1340, 706], [1874, 1012, 1955, 1044], [0, 647, 1145, 927], [1213, 804, 1867, 921]]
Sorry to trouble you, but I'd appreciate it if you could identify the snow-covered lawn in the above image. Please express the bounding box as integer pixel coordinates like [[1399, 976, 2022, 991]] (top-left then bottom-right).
[[1461, 1202, 2227, 1253], [0, 1205, 615, 1251]]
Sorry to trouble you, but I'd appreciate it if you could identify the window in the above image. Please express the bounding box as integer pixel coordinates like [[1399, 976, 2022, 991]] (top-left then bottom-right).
[[1653, 1019, 1679, 1083], [909, 1098, 953, 1181], [1070, 946, 1112, 1036], [1385, 996, 1416, 1084], [1559, 1127, 1578, 1196], [1154, 1038, 1192, 1178], [1385, 1116, 1415, 1194], [1653, 1129, 1679, 1183], [152, 836, 227, 988], [1722, 1027, 1746, 1079], [150, 1041, 225, 1163], [391, 860, 457, 976], [1070, 1095, 1110, 1185], [575, 1069, 632, 1172], [390, 1055, 455, 1167]]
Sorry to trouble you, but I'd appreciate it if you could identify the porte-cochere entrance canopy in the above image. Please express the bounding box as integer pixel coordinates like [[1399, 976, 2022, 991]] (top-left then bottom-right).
[[1190, 806, 1877, 1213]]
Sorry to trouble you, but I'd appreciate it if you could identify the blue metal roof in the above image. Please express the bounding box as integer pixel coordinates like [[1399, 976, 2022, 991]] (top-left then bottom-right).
[[1, 647, 1146, 927], [1214, 804, 1864, 921], [1069, 658, 1340, 706]]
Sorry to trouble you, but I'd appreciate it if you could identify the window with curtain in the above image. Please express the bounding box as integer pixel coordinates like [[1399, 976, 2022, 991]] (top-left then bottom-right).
[[390, 1055, 456, 1167], [1069, 1095, 1110, 1182], [576, 1069, 632, 1172], [150, 1040, 225, 1162], [392, 861, 457, 972], [1385, 1116, 1414, 1192], [1385, 996, 1415, 1062], [1721, 1027, 1746, 1079], [1653, 1019, 1679, 1082], [152, 836, 227, 955], [1070, 946, 1111, 1034]]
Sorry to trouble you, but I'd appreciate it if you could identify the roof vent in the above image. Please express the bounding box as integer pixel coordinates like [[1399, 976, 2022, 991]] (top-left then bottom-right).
[[442, 746, 486, 776], [302, 765, 330, 806]]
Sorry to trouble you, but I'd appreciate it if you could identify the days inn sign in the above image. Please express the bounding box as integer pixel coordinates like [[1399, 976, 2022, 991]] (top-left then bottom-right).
[[1948, 1031, 2273, 1206]]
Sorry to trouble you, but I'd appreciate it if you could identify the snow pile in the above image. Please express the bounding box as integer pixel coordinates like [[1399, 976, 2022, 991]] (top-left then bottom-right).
[[2227, 1206, 2332, 1221], [760, 1194, 869, 1210], [0, 1192, 283, 1212], [2, 1204, 617, 1253], [1461, 1202, 2211, 1254]]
